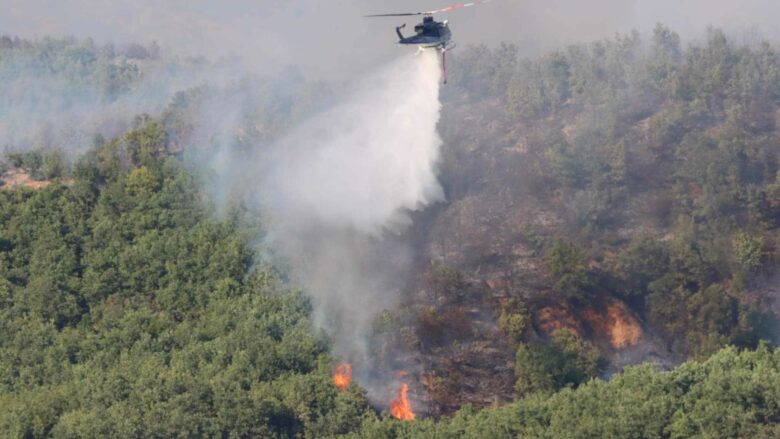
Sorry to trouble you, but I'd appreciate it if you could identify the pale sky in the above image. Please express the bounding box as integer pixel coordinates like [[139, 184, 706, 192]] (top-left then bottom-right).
[[3, 1, 779, 79]]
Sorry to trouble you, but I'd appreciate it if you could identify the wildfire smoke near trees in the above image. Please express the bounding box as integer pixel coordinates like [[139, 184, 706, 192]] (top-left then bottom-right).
[[1, 2, 780, 438]]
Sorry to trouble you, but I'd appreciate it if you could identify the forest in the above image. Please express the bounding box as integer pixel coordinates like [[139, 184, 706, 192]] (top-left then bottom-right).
[[1, 25, 779, 437]]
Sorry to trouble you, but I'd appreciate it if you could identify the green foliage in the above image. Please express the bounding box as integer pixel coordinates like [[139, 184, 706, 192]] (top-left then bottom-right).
[[123, 115, 169, 167], [514, 329, 602, 396], [506, 51, 571, 119], [601, 218, 773, 355], [544, 237, 593, 301], [349, 345, 780, 438], [453, 27, 780, 338], [5, 149, 67, 180], [422, 262, 469, 304], [6, 151, 41, 172], [0, 35, 143, 100], [0, 126, 370, 438], [606, 234, 670, 297], [497, 298, 529, 342], [733, 231, 764, 272]]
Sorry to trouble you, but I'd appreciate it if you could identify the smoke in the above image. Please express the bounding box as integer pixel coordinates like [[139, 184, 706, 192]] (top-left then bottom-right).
[[0, 44, 242, 154], [6, 1, 780, 157], [111, 50, 446, 404], [255, 50, 444, 379], [7, 0, 780, 79]]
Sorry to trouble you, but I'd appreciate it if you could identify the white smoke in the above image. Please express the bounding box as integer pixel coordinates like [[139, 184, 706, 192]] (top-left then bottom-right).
[[254, 50, 444, 382], [0, 52, 241, 154]]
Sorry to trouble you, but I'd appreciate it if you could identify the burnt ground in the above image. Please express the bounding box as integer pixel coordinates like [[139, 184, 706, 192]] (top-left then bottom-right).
[[368, 96, 685, 416]]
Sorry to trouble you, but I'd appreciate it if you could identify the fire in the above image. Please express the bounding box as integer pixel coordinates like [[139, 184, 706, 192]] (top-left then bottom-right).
[[332, 364, 352, 391], [581, 301, 643, 349], [607, 304, 642, 349], [390, 383, 415, 421], [395, 370, 410, 379]]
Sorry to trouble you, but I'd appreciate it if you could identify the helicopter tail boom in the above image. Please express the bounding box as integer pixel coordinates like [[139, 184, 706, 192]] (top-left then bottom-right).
[[396, 23, 406, 40]]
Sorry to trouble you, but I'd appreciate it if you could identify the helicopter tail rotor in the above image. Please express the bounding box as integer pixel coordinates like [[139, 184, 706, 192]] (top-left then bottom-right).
[[396, 23, 407, 40]]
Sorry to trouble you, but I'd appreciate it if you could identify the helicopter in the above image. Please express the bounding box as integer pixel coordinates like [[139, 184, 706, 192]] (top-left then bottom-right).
[[365, 1, 492, 84]]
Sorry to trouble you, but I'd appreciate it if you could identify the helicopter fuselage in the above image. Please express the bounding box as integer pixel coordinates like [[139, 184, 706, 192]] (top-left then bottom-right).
[[396, 16, 452, 49], [366, 1, 492, 84]]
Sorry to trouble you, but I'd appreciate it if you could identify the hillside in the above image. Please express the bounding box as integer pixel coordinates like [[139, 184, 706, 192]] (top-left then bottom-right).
[[1, 26, 779, 437], [0, 125, 373, 437], [377, 25, 780, 412]]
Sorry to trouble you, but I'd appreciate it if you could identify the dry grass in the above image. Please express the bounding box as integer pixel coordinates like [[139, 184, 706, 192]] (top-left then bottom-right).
[[0, 169, 52, 190]]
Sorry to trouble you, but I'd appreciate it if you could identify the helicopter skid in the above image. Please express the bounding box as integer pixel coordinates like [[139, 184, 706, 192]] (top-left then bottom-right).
[[415, 42, 454, 55], [411, 44, 453, 84], [414, 45, 439, 54]]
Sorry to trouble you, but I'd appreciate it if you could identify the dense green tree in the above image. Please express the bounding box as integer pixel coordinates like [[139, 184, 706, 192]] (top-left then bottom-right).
[[514, 329, 602, 396], [348, 345, 779, 438], [498, 298, 529, 343], [733, 231, 765, 272], [544, 236, 593, 301], [0, 125, 370, 438]]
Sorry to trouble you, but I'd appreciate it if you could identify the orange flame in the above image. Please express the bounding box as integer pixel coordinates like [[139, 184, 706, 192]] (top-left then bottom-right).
[[607, 304, 642, 348], [332, 364, 352, 391], [395, 370, 410, 379], [390, 383, 415, 421]]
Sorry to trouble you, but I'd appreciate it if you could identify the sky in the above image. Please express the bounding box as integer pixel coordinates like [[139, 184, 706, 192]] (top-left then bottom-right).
[[3, 0, 780, 80]]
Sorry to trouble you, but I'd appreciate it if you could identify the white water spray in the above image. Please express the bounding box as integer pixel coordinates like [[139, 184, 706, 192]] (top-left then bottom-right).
[[264, 50, 443, 234], [257, 50, 444, 393]]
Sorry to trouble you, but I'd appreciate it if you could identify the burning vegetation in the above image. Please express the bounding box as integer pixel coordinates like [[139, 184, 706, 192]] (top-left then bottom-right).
[[537, 304, 582, 336], [332, 364, 352, 391], [332, 363, 416, 421], [582, 300, 643, 349], [389, 383, 415, 421], [606, 303, 642, 348]]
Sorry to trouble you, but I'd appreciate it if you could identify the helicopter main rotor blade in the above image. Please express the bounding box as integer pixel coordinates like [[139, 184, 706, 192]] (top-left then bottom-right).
[[365, 0, 491, 17], [425, 0, 492, 15], [364, 12, 423, 17]]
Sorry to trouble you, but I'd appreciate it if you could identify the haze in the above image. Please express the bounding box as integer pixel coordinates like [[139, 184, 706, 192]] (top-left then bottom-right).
[[4, 0, 780, 79]]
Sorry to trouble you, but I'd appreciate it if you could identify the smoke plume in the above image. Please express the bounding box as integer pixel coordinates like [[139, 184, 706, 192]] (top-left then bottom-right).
[[6, 0, 780, 79], [0, 46, 241, 154], [255, 50, 444, 382]]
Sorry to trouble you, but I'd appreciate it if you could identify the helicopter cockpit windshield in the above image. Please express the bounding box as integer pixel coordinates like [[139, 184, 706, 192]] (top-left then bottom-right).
[[415, 15, 439, 36]]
